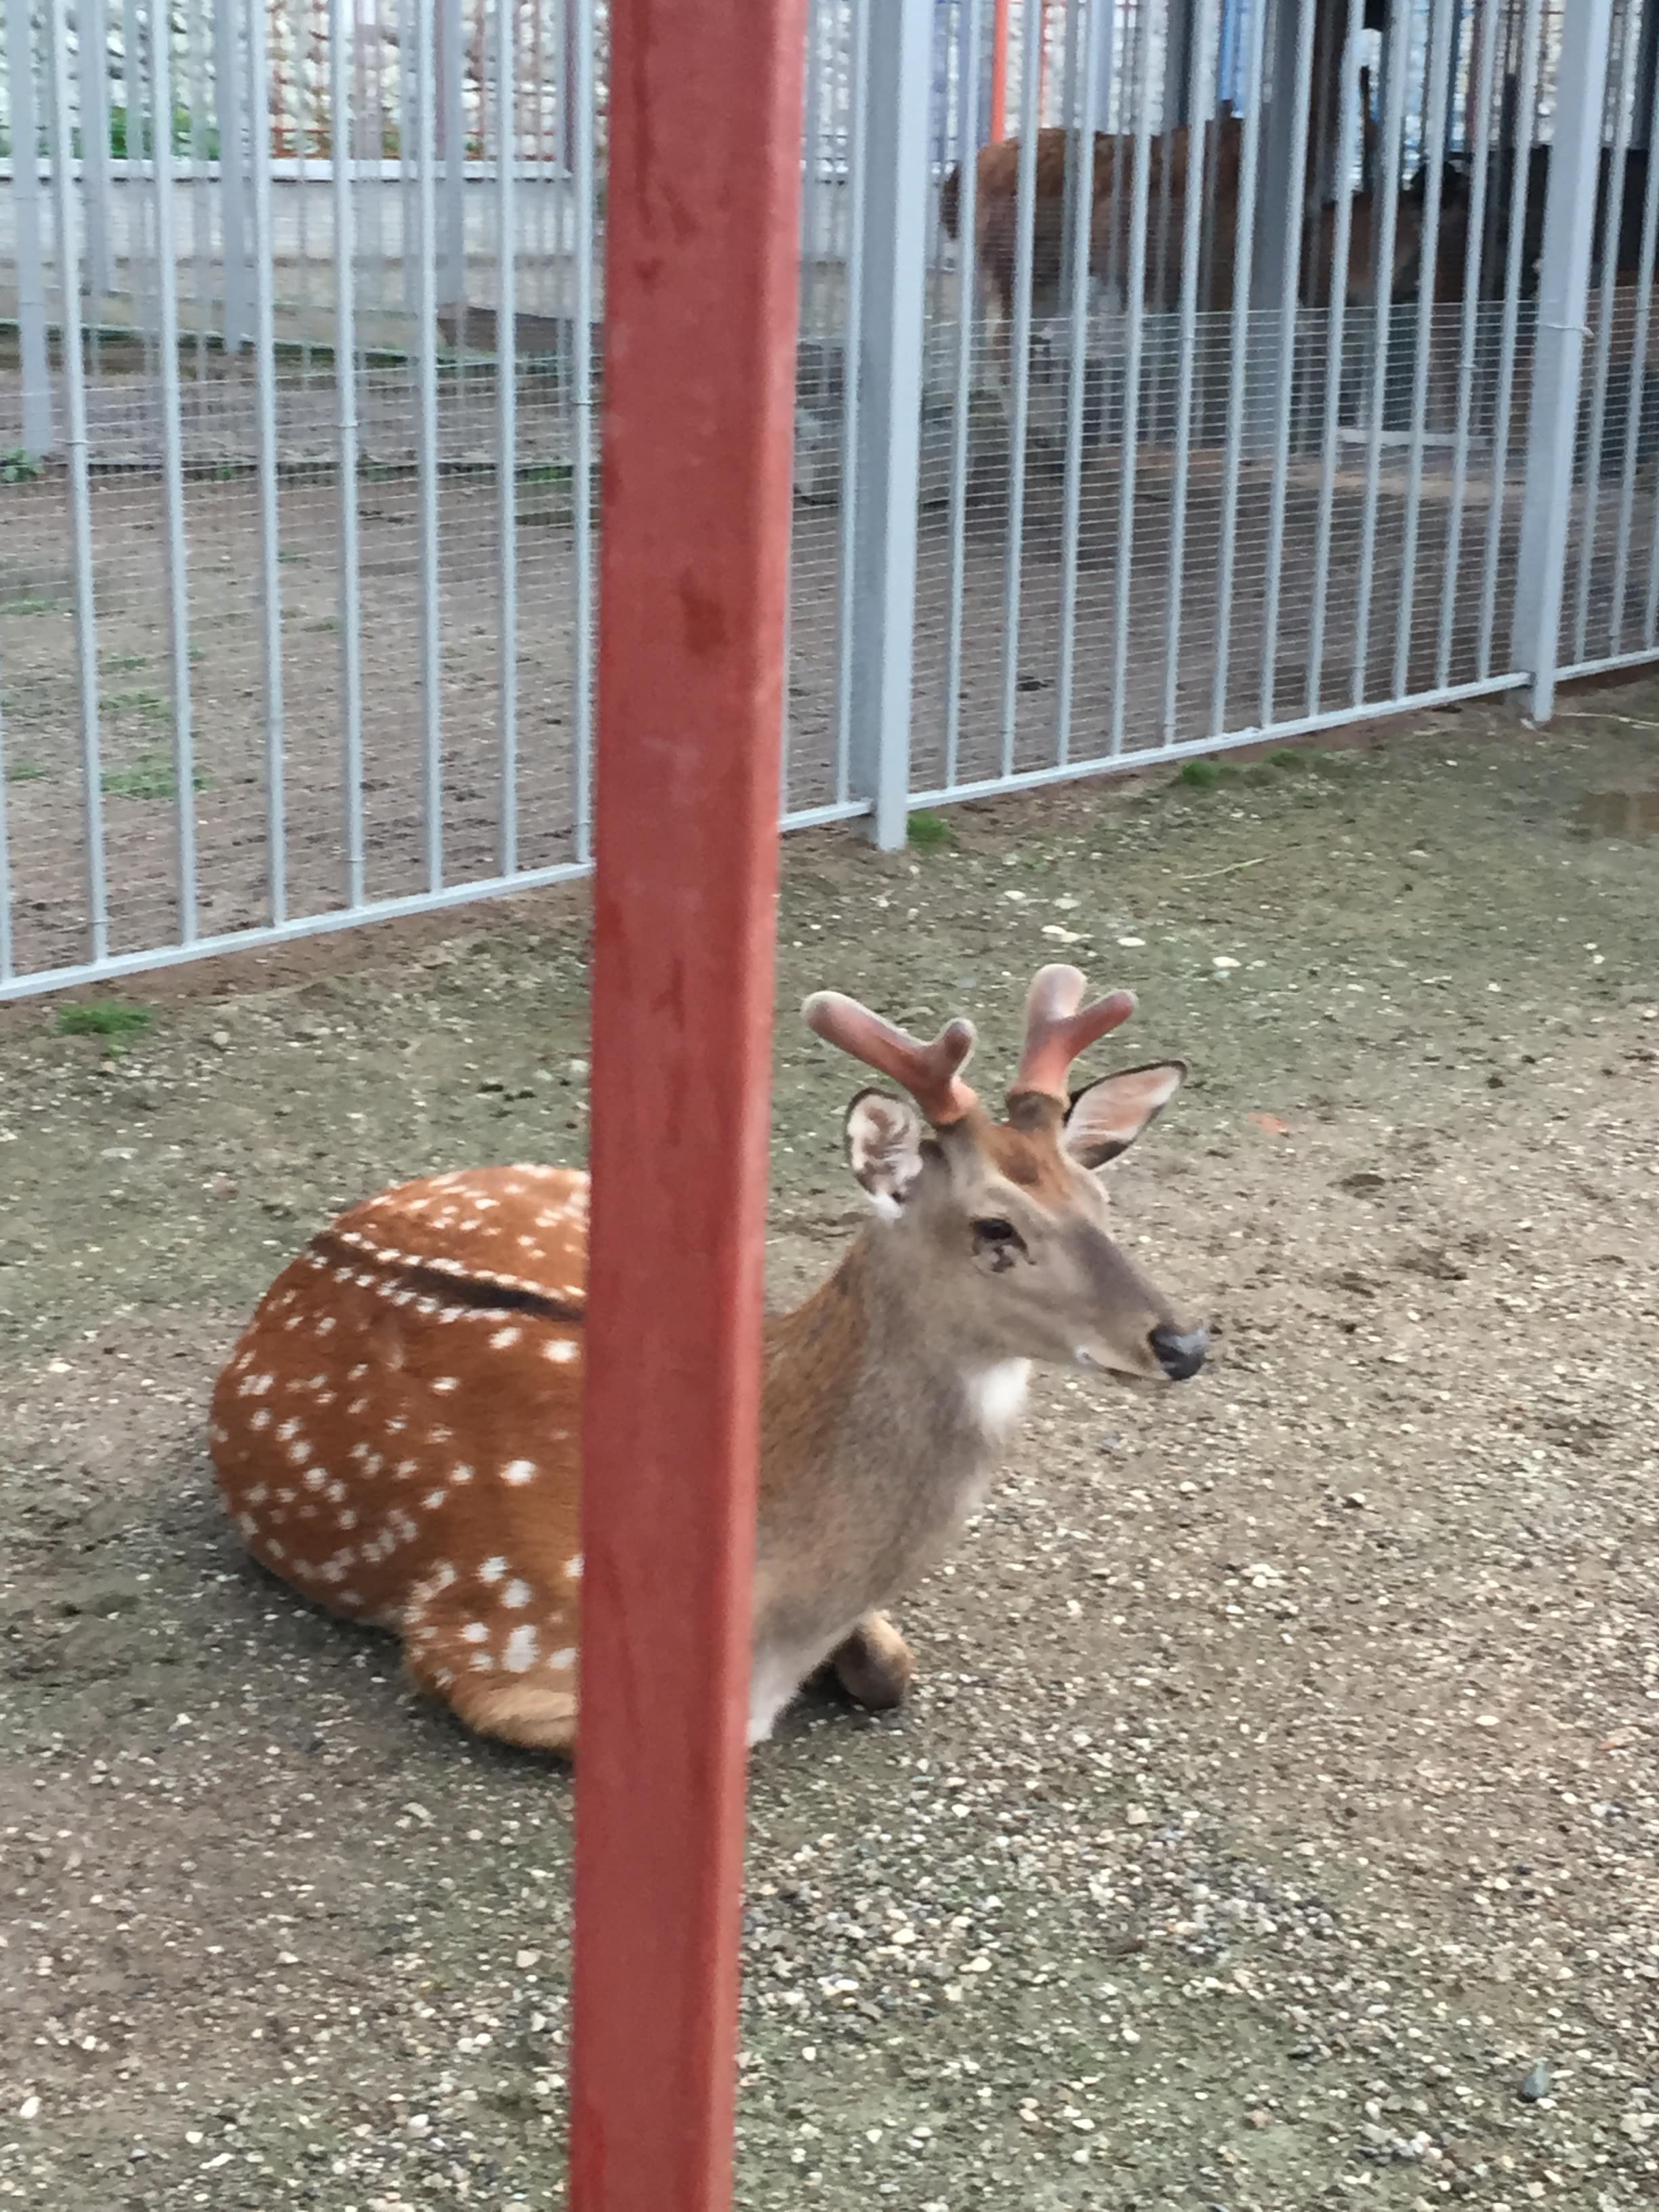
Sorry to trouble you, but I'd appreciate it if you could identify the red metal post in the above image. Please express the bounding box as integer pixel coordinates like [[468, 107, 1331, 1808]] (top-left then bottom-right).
[[566, 0, 806, 2205], [989, 0, 1012, 140]]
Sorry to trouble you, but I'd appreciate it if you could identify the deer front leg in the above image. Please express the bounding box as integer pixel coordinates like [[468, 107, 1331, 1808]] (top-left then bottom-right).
[[830, 1612, 914, 1712]]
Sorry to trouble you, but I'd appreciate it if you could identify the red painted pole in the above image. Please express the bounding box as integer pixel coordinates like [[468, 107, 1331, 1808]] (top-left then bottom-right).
[[989, 0, 1012, 140], [566, 0, 806, 2204]]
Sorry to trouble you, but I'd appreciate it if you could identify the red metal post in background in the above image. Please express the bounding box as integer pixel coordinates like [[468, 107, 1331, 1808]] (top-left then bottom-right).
[[567, 0, 807, 2205], [989, 0, 1012, 140]]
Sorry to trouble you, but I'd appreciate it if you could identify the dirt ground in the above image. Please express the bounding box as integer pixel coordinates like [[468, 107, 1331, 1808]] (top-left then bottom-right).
[[1, 689, 1657, 2211]]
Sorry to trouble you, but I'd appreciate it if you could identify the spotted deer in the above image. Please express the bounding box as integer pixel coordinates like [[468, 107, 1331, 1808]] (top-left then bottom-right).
[[211, 965, 1207, 1757]]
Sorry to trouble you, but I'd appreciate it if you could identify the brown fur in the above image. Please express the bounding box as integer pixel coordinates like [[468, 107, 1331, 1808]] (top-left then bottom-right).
[[212, 977, 1204, 1759]]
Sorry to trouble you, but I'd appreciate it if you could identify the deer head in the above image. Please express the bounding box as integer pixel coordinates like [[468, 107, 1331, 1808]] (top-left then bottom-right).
[[803, 964, 1208, 1383]]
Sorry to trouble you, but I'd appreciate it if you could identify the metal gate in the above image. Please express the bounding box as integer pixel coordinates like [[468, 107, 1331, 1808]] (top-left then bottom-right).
[[1, 0, 1655, 999]]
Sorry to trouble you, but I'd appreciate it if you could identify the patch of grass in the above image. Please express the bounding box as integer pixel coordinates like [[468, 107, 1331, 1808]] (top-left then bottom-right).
[[3, 756, 46, 783], [2, 449, 44, 484], [106, 688, 169, 722], [907, 810, 956, 853], [55, 1001, 153, 1042], [1176, 758, 1228, 790], [1, 596, 62, 617], [278, 548, 306, 566], [520, 463, 573, 486], [102, 651, 149, 675], [102, 753, 210, 800], [188, 644, 207, 665], [308, 615, 340, 632]]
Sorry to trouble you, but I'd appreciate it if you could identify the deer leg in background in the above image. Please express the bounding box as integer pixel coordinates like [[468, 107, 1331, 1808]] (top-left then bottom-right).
[[829, 1612, 916, 1710]]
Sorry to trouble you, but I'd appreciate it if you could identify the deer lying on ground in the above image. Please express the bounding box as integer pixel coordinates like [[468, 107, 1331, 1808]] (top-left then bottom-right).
[[211, 966, 1207, 1756]]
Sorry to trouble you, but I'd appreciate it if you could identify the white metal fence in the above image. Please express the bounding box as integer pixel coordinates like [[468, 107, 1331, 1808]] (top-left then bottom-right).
[[1, 0, 1656, 998]]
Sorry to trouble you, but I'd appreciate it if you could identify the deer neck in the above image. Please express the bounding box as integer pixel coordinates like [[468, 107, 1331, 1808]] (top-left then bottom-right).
[[756, 1226, 1029, 1605]]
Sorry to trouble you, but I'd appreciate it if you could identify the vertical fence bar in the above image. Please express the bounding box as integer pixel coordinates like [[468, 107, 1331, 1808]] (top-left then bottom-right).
[[497, 0, 520, 873], [1052, 0, 1103, 764], [80, 0, 115, 303], [570, 0, 596, 861], [1257, 0, 1316, 724], [43, 0, 109, 965], [1390, 0, 1455, 699], [836, 0, 871, 803], [247, 0, 287, 924], [1349, 0, 1408, 705], [188, 0, 209, 377], [998, 0, 1044, 773], [1509, 0, 1615, 718], [941, 0, 980, 790], [149, 0, 201, 944], [1208, 0, 1267, 737], [1105, 1, 1154, 757], [331, 0, 366, 907], [1162, 0, 1217, 743], [1608, 47, 1659, 653], [5, 0, 53, 457], [122, 0, 148, 355], [1435, 0, 1498, 688], [291, 0, 314, 378], [847, 0, 930, 846], [798, 0, 823, 333], [566, 0, 806, 2202], [414, 0, 445, 889], [1306, 0, 1362, 714], [1569, 3, 1637, 668], [441, 0, 467, 305], [215, 0, 249, 346], [1476, 0, 1543, 680]]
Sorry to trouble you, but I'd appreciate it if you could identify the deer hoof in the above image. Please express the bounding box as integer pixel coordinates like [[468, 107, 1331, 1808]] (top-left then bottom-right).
[[831, 1614, 914, 1712]]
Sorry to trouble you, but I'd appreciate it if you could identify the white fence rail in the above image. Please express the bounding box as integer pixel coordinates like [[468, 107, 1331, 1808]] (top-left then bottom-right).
[[1, 0, 1657, 1000]]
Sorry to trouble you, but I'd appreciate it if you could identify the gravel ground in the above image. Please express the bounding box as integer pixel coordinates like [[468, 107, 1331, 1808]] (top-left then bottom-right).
[[1, 690, 1657, 2210]]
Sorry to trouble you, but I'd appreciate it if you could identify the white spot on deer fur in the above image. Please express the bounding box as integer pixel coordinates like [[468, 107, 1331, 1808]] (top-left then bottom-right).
[[432, 1376, 459, 1395], [326, 1481, 348, 1504], [491, 1327, 522, 1350], [501, 1458, 536, 1486], [397, 1459, 417, 1478], [347, 1397, 369, 1416], [303, 1467, 327, 1492], [478, 1557, 507, 1583], [338, 1509, 359, 1530], [285, 1439, 311, 1467], [470, 1652, 495, 1673], [462, 1621, 489, 1643], [251, 1410, 272, 1431], [431, 1425, 453, 1443], [503, 1624, 539, 1673], [276, 1418, 300, 1442], [318, 1552, 354, 1585], [246, 1484, 268, 1506], [451, 1462, 474, 1485], [544, 1339, 577, 1364], [266, 1538, 287, 1561], [548, 1647, 575, 1671], [316, 1315, 335, 1335], [348, 1364, 369, 1381], [424, 1489, 447, 1510], [237, 1513, 257, 1538], [432, 1561, 457, 1589], [565, 1555, 583, 1582], [502, 1579, 531, 1610], [964, 1359, 1032, 1435]]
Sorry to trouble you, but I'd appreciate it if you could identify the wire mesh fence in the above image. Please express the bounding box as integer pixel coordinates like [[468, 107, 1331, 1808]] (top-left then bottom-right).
[[1, 0, 1657, 998]]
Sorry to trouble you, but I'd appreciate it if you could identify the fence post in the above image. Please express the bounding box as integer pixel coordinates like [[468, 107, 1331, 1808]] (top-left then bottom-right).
[[567, 0, 806, 2205], [1509, 0, 1615, 720], [4, 0, 53, 457], [846, 0, 930, 852]]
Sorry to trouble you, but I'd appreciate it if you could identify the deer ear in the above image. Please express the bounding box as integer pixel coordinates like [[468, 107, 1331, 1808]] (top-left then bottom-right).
[[1063, 1061, 1187, 1170], [844, 1090, 929, 1218]]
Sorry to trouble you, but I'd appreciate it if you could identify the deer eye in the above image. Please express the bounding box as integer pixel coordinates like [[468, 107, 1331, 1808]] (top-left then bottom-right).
[[971, 1217, 1025, 1265]]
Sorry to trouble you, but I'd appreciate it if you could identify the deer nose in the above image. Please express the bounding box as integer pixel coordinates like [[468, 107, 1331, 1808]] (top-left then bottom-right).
[[1149, 1323, 1208, 1382]]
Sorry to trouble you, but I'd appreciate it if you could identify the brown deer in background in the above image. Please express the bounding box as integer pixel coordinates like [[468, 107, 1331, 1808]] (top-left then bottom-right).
[[211, 966, 1207, 1757], [941, 118, 1438, 443]]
